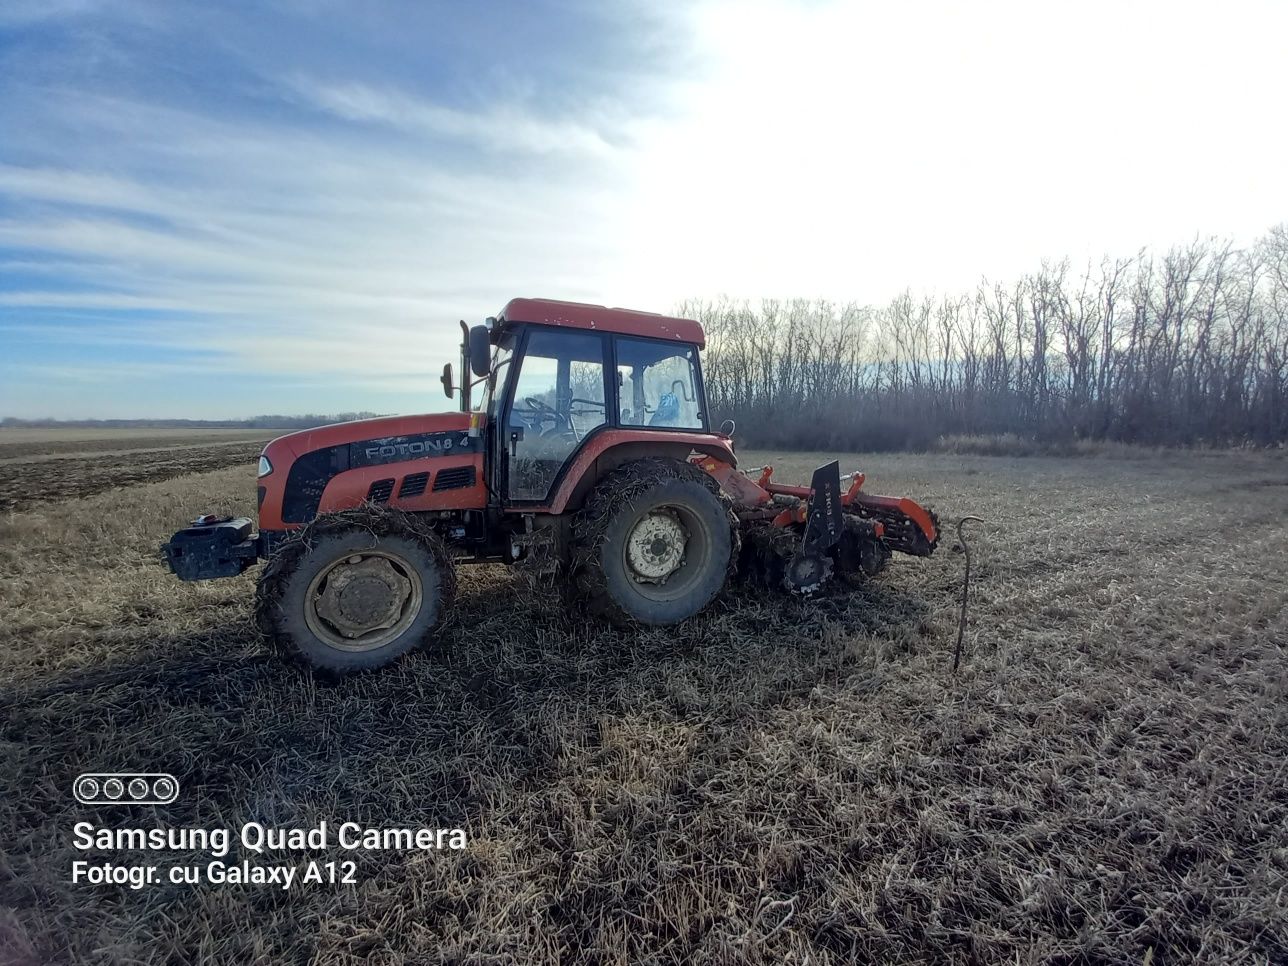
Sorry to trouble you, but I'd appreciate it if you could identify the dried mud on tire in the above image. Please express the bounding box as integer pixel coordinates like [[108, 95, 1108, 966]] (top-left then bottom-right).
[[254, 506, 458, 674], [570, 457, 740, 625]]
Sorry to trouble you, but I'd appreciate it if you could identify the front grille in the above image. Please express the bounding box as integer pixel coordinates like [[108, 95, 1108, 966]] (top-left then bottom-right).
[[432, 466, 476, 492], [398, 472, 429, 499], [367, 478, 395, 504]]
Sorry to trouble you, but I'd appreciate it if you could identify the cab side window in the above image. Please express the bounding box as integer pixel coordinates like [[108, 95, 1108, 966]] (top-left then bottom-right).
[[615, 338, 703, 430]]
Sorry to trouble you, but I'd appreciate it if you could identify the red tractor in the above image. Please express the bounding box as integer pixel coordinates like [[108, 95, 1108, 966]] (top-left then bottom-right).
[[164, 298, 939, 673]]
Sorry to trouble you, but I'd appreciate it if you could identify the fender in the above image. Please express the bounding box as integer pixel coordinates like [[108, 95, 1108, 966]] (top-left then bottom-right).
[[519, 430, 738, 515]]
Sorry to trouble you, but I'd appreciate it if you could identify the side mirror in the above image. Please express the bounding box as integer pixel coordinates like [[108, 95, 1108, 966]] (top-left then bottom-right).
[[468, 325, 492, 377], [441, 363, 454, 398]]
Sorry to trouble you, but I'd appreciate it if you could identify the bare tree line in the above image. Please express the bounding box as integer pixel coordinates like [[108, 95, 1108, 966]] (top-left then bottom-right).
[[684, 226, 1288, 450]]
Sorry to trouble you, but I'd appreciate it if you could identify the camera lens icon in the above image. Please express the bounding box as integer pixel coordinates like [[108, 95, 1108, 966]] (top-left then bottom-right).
[[75, 776, 99, 801], [151, 776, 176, 800], [74, 773, 179, 805]]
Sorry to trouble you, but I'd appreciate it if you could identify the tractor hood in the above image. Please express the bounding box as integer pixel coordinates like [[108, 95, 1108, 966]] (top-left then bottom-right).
[[263, 412, 476, 465], [256, 411, 486, 530]]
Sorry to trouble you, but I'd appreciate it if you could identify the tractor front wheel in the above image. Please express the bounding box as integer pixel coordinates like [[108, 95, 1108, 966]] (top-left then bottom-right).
[[572, 458, 736, 625], [255, 508, 455, 674]]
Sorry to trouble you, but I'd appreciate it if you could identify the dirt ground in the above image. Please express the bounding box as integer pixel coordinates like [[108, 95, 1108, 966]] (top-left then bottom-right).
[[0, 427, 281, 459], [0, 429, 281, 512], [0, 436, 1285, 964]]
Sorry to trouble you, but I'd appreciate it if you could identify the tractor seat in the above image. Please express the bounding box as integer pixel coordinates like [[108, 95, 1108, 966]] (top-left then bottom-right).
[[648, 392, 680, 427]]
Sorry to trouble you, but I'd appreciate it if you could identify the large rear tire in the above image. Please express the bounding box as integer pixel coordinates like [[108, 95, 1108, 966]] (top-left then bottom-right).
[[571, 458, 737, 626], [255, 508, 455, 674]]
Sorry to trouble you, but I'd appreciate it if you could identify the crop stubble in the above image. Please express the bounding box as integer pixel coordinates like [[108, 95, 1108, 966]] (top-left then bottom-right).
[[0, 437, 1285, 964]]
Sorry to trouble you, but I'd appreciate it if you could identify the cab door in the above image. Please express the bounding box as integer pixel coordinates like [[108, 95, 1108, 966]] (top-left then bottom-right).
[[501, 328, 609, 503]]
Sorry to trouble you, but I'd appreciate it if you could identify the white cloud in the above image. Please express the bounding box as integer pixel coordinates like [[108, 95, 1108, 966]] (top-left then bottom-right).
[[2, 0, 1286, 418], [615, 0, 1288, 304], [289, 78, 621, 158], [0, 87, 633, 396]]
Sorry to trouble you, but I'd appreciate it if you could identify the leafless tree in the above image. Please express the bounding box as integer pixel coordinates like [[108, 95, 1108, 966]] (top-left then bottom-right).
[[691, 227, 1288, 450]]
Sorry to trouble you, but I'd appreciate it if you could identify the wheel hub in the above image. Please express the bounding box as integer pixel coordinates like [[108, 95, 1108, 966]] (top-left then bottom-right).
[[313, 555, 412, 639], [626, 510, 688, 582]]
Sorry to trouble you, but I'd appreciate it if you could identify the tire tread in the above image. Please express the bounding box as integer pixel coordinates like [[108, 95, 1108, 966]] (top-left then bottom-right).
[[570, 458, 739, 625], [254, 505, 457, 673]]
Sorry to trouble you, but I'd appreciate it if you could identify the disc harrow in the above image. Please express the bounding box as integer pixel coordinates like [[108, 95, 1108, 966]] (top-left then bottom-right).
[[703, 457, 940, 599], [739, 524, 835, 595]]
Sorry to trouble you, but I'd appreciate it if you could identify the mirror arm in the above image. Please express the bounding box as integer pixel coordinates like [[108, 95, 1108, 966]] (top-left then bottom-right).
[[458, 321, 472, 411]]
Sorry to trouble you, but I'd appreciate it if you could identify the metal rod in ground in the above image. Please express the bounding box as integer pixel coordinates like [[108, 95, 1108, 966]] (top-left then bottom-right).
[[954, 516, 985, 672]]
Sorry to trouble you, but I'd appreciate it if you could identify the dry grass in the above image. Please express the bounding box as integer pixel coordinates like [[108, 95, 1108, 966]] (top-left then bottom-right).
[[931, 432, 1288, 460], [1, 442, 1286, 964]]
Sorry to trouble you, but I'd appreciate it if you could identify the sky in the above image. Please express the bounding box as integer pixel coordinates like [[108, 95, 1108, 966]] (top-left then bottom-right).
[[1, 0, 1285, 419]]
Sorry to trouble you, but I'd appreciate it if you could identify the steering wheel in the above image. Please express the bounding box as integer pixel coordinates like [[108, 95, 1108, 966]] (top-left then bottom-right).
[[521, 396, 568, 432], [522, 396, 559, 419]]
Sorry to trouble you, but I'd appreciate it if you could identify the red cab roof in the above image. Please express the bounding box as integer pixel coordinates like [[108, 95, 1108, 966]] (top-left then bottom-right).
[[497, 298, 705, 348]]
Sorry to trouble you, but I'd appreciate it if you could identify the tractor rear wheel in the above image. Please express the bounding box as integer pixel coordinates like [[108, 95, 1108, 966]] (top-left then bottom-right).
[[572, 458, 737, 625], [255, 508, 455, 674]]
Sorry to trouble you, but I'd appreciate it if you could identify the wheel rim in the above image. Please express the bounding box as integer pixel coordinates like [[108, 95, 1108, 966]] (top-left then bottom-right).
[[303, 549, 424, 652], [621, 504, 712, 602], [626, 509, 687, 580]]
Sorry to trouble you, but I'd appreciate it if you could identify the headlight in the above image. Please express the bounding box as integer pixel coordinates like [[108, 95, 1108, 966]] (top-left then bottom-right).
[[257, 455, 273, 477]]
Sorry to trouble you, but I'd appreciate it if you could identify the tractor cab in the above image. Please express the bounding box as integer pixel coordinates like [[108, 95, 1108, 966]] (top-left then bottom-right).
[[447, 299, 712, 506]]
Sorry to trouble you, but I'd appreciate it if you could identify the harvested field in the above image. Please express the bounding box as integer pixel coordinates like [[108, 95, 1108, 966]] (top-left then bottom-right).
[[0, 431, 281, 512], [1, 441, 1286, 964], [0, 427, 283, 460]]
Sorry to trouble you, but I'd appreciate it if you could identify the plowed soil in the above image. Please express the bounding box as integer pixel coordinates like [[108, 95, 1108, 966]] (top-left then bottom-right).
[[0, 434, 275, 512]]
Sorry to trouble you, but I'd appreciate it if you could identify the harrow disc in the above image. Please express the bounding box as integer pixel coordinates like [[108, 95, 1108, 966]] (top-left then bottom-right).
[[784, 552, 833, 596], [739, 525, 833, 596]]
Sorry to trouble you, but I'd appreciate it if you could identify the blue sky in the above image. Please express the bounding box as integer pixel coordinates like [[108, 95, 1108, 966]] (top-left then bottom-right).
[[2, 0, 1286, 419]]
